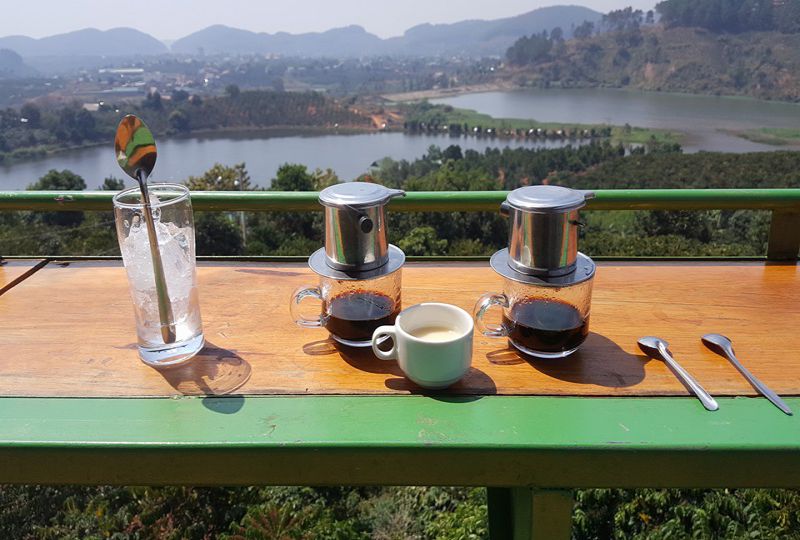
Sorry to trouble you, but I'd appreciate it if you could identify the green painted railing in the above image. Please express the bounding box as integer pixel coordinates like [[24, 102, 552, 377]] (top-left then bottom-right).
[[1, 189, 799, 260], [2, 188, 800, 212]]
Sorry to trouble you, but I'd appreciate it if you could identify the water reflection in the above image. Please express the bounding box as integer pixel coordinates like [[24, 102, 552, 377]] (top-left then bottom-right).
[[0, 130, 572, 190], [434, 88, 800, 153]]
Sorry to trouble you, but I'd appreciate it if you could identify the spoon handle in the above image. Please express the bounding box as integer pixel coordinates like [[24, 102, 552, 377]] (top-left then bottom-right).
[[142, 202, 176, 344], [138, 175, 176, 345], [725, 352, 793, 416], [658, 342, 719, 411]]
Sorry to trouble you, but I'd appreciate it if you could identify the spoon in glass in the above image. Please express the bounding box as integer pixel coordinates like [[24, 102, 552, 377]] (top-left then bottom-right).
[[638, 336, 719, 411], [115, 115, 175, 344], [702, 334, 792, 415]]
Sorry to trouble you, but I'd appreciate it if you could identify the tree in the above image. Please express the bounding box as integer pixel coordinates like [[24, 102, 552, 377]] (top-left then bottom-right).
[[195, 213, 243, 255], [28, 169, 86, 191], [506, 33, 553, 65], [20, 102, 41, 128], [603, 7, 644, 32], [171, 89, 189, 102], [442, 145, 463, 161], [656, 0, 783, 32], [74, 109, 96, 140], [550, 26, 564, 42], [398, 226, 448, 256], [186, 163, 253, 191], [270, 164, 314, 191], [775, 0, 800, 33], [574, 20, 595, 39], [310, 168, 340, 190], [99, 176, 125, 191], [225, 84, 241, 98], [27, 170, 87, 227], [168, 109, 190, 133], [143, 90, 163, 110]]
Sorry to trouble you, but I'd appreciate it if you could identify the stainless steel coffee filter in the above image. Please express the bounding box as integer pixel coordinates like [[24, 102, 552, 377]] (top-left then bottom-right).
[[501, 186, 594, 276], [319, 183, 405, 271]]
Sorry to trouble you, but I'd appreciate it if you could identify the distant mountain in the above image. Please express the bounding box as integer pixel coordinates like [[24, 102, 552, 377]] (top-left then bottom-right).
[[0, 6, 603, 60], [0, 49, 37, 78], [171, 24, 385, 56], [385, 5, 603, 56], [172, 5, 602, 57], [0, 28, 168, 57]]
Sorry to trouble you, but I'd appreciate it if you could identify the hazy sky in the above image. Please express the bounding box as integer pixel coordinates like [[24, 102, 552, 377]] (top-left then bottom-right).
[[1, 1, 658, 40]]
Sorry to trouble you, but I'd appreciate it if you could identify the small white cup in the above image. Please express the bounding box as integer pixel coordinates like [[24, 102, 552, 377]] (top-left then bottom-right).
[[371, 303, 474, 389]]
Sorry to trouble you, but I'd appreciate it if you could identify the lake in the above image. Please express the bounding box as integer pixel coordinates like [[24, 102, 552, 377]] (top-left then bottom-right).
[[0, 130, 568, 190], [3, 88, 800, 190], [433, 87, 800, 153]]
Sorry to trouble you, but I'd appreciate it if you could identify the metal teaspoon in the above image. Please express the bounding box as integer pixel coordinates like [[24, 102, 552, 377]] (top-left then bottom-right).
[[638, 336, 719, 411], [702, 333, 792, 415]]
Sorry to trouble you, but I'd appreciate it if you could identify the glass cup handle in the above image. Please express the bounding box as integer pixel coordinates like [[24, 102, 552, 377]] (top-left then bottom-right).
[[372, 326, 397, 360], [473, 293, 510, 338], [290, 286, 323, 328]]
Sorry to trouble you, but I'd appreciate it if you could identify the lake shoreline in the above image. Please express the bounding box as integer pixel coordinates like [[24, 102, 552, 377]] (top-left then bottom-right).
[[0, 124, 387, 169], [381, 81, 517, 102], [0, 129, 575, 190]]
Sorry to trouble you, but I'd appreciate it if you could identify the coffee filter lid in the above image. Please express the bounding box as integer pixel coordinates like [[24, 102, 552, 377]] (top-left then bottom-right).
[[319, 182, 405, 209], [505, 185, 594, 213]]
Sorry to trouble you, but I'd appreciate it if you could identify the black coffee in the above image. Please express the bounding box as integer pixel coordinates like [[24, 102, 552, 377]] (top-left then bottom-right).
[[503, 298, 588, 354], [323, 290, 400, 342]]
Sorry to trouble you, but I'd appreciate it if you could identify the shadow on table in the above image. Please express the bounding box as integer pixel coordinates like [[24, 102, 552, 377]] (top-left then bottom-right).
[[157, 341, 252, 397], [487, 332, 647, 388], [384, 367, 497, 398], [302, 338, 405, 376], [334, 340, 405, 376], [303, 337, 496, 397]]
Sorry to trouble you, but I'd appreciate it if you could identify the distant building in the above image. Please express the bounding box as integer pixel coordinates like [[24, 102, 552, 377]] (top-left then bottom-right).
[[98, 68, 145, 75]]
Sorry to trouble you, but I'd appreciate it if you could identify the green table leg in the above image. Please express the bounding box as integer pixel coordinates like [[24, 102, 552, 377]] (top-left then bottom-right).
[[767, 210, 800, 260], [488, 488, 513, 539], [489, 488, 574, 539]]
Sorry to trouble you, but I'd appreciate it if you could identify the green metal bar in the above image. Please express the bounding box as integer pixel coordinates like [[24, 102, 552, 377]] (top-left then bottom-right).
[[488, 488, 513, 539], [1, 189, 800, 213], [529, 490, 574, 540], [0, 255, 776, 262], [486, 487, 574, 540], [510, 489, 574, 540], [767, 210, 800, 260], [0, 396, 799, 487]]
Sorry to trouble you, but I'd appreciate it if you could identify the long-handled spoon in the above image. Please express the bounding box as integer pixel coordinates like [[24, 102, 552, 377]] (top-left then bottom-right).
[[115, 115, 175, 344], [702, 333, 792, 415], [638, 336, 719, 411]]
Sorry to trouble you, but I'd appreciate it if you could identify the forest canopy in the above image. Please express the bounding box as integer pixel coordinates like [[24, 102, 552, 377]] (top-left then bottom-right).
[[655, 0, 800, 33]]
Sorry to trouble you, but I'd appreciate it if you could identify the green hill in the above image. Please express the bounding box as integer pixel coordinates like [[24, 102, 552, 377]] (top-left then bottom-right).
[[508, 27, 800, 102]]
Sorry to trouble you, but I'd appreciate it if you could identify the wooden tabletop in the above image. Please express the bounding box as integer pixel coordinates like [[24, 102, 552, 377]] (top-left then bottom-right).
[[0, 259, 46, 295], [0, 260, 797, 398]]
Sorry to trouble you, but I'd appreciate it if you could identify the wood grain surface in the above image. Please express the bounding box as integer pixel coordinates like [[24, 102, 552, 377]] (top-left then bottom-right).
[[0, 260, 797, 397], [0, 259, 47, 295]]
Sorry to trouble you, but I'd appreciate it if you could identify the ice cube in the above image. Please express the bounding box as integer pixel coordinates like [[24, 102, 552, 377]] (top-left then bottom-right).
[[121, 218, 196, 303]]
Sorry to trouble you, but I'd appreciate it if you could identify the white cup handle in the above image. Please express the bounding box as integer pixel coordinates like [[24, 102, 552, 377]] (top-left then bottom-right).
[[372, 325, 397, 360]]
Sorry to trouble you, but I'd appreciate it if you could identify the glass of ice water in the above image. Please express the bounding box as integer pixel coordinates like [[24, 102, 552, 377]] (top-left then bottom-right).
[[113, 184, 204, 367]]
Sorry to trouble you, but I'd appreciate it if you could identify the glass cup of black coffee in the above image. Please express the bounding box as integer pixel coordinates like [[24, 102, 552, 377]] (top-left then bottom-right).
[[291, 272, 401, 347], [473, 277, 593, 358]]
